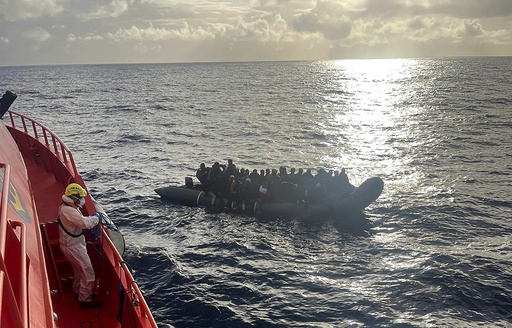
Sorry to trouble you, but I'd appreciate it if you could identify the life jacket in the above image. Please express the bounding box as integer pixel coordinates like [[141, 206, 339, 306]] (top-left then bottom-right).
[[259, 185, 271, 202], [229, 179, 239, 195]]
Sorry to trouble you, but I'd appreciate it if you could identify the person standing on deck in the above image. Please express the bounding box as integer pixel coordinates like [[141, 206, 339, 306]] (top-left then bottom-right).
[[58, 183, 103, 309]]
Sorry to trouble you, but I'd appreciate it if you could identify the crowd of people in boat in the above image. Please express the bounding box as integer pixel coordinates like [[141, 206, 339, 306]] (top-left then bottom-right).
[[193, 159, 355, 209]]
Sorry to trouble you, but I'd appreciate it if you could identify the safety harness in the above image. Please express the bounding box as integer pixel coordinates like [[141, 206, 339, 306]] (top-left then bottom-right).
[[57, 201, 84, 238]]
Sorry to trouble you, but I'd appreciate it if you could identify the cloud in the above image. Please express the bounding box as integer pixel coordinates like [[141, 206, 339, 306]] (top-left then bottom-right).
[[456, 20, 510, 45], [229, 14, 288, 42], [1, 0, 512, 65], [251, 0, 292, 10], [344, 13, 511, 51], [462, 21, 485, 37], [20, 27, 52, 50], [86, 0, 129, 20], [0, 0, 63, 22], [22, 27, 52, 42], [68, 33, 104, 41], [361, 0, 512, 19], [293, 1, 352, 40], [71, 13, 290, 44], [106, 22, 216, 42], [426, 0, 512, 19], [134, 43, 162, 53]]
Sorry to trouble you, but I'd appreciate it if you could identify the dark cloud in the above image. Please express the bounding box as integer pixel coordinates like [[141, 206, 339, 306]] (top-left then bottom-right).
[[293, 12, 320, 34], [363, 0, 512, 19], [318, 19, 351, 41], [429, 0, 512, 19], [463, 21, 485, 37], [408, 17, 428, 31], [293, 1, 352, 40]]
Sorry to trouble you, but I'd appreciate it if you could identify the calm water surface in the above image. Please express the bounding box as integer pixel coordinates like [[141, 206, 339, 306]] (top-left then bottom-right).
[[1, 57, 511, 327]]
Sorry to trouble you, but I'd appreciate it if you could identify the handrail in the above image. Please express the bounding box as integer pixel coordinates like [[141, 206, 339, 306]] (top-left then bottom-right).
[[0, 163, 26, 328], [0, 259, 24, 328], [0, 163, 9, 256], [6, 111, 78, 176], [9, 220, 28, 328], [101, 227, 156, 326]]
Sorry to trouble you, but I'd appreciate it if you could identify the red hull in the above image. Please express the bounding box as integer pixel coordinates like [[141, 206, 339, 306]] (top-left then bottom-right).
[[1, 110, 158, 328]]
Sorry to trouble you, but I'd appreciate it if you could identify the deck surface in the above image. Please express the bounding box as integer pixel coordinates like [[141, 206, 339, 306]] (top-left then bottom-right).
[[22, 153, 62, 224], [22, 152, 119, 327]]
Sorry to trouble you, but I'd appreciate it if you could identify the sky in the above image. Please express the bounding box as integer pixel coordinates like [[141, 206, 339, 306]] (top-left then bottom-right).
[[1, 0, 511, 66]]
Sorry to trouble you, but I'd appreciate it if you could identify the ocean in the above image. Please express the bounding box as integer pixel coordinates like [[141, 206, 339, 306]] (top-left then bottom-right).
[[1, 57, 511, 327]]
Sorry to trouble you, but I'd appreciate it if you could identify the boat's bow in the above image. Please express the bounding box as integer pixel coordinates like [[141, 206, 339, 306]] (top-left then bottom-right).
[[1, 91, 158, 328]]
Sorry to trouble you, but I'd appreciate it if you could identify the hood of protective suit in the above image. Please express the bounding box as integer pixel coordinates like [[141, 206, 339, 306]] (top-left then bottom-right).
[[62, 194, 85, 207]]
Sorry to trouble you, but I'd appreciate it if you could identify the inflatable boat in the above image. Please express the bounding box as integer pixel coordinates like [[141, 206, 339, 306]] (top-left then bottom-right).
[[155, 176, 384, 222]]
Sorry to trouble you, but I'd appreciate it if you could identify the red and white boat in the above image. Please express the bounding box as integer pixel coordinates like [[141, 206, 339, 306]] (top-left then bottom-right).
[[0, 91, 158, 327]]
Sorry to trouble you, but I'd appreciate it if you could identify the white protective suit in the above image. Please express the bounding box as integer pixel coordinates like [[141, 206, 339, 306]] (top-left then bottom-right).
[[58, 195, 99, 302]]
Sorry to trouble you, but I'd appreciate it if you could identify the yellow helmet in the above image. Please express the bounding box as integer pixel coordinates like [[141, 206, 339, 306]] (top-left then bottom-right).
[[65, 183, 87, 198]]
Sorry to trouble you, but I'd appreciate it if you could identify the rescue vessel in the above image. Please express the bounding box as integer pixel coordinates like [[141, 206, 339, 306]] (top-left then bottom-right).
[[0, 91, 158, 327]]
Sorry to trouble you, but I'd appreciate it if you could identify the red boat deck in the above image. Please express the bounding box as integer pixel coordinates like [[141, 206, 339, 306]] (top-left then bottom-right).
[[21, 142, 114, 327], [1, 110, 158, 328]]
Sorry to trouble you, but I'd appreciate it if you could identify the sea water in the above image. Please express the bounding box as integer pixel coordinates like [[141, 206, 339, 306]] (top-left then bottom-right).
[[1, 57, 511, 327]]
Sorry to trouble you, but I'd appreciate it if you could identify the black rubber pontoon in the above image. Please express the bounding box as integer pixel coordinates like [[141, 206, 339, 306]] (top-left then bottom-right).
[[155, 177, 384, 221]]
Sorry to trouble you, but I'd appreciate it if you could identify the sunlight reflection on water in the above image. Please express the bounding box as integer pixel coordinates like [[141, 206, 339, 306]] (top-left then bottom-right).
[[317, 59, 425, 197]]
